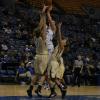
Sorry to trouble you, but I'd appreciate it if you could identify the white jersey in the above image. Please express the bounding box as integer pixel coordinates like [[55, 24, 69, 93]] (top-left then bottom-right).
[[46, 27, 54, 56]]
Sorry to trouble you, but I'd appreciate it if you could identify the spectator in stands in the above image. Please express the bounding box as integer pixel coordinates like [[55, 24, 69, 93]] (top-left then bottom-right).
[[3, 54, 10, 63], [29, 45, 36, 55], [26, 62, 34, 80], [16, 62, 26, 78], [16, 62, 32, 84], [1, 43, 8, 52], [15, 29, 21, 39], [25, 52, 32, 62], [25, 45, 30, 52], [3, 26, 12, 34]]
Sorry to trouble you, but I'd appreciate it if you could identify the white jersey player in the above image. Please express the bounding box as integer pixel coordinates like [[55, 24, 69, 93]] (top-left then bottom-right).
[[46, 6, 56, 57]]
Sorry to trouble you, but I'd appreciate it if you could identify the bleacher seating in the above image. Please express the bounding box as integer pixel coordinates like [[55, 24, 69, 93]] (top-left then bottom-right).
[[0, 62, 19, 83]]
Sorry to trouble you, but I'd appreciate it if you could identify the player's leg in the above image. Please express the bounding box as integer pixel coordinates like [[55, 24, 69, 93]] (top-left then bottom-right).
[[35, 54, 49, 97], [48, 78, 57, 98], [35, 75, 45, 97], [55, 62, 67, 99], [27, 75, 38, 97], [55, 78, 67, 99], [48, 61, 58, 98]]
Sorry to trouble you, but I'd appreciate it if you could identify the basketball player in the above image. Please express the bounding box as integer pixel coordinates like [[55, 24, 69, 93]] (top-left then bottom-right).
[[46, 5, 56, 56], [43, 5, 56, 90], [34, 4, 56, 95], [27, 5, 49, 98], [48, 22, 67, 99]]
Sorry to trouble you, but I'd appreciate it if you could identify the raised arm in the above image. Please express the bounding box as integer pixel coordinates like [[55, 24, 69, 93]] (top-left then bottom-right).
[[39, 5, 48, 40], [47, 6, 56, 33], [56, 22, 62, 48], [56, 22, 68, 52]]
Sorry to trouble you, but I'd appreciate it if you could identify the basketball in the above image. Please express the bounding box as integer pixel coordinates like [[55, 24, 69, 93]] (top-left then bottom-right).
[[45, 0, 52, 6]]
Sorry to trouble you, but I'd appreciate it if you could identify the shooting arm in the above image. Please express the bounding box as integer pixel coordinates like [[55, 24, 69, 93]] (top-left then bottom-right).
[[47, 7, 56, 33], [39, 6, 47, 40], [56, 23, 62, 48]]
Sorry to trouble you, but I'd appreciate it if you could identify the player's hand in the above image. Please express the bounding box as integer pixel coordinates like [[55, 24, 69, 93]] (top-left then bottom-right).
[[42, 4, 48, 13], [57, 22, 62, 29], [47, 5, 52, 12]]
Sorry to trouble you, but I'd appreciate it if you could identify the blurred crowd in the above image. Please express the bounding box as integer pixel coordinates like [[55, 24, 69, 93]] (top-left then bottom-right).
[[0, 2, 100, 86]]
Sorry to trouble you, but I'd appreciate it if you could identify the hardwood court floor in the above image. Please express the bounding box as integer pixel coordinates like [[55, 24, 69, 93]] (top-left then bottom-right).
[[0, 85, 100, 96]]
